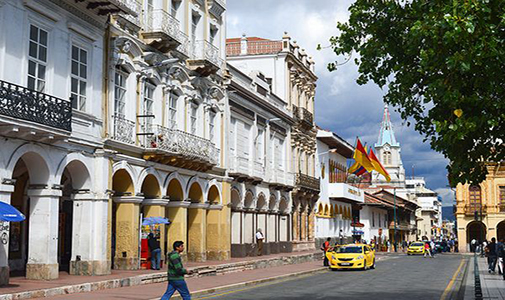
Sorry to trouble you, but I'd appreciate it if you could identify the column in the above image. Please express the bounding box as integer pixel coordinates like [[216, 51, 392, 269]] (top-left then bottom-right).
[[292, 203, 299, 241], [26, 188, 61, 280], [143, 199, 168, 261], [187, 203, 208, 262], [0, 184, 14, 285], [70, 193, 109, 275], [111, 196, 143, 270], [166, 201, 189, 260], [206, 203, 230, 260]]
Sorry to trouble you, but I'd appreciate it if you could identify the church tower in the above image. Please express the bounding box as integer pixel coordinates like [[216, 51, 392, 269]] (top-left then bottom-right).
[[373, 105, 405, 186]]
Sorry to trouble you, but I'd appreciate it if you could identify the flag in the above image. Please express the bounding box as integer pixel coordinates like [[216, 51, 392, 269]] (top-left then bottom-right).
[[354, 138, 374, 172], [369, 148, 391, 182]]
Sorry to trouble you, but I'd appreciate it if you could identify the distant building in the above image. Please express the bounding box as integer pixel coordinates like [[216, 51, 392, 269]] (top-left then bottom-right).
[[455, 164, 505, 252], [315, 129, 362, 245]]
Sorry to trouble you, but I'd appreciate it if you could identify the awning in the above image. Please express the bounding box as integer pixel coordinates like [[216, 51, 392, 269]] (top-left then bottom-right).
[[352, 230, 364, 235], [0, 202, 25, 222]]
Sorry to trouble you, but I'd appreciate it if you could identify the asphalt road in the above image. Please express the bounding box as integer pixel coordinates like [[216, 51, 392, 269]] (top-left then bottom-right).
[[195, 253, 465, 300]]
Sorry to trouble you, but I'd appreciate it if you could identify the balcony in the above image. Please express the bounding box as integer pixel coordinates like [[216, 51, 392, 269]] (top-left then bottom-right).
[[174, 32, 191, 59], [113, 0, 142, 28], [208, 0, 226, 18], [111, 114, 136, 145], [188, 40, 223, 76], [295, 173, 320, 192], [300, 107, 313, 126], [60, 0, 139, 16], [328, 183, 364, 203], [0, 80, 71, 140], [142, 124, 219, 171], [464, 205, 487, 216], [142, 9, 182, 52]]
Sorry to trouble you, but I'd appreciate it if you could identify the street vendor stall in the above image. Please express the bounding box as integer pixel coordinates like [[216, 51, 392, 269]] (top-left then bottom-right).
[[140, 217, 170, 269]]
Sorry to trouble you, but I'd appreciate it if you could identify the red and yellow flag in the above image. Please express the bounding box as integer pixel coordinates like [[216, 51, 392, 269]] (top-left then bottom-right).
[[354, 139, 374, 172], [369, 148, 391, 182]]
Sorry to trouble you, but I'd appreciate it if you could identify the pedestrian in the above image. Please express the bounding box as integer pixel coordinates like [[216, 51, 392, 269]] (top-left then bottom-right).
[[471, 238, 477, 253], [424, 241, 432, 258], [402, 240, 407, 252], [486, 237, 498, 273], [387, 240, 391, 252], [256, 228, 264, 256], [455, 239, 459, 253], [161, 241, 191, 300], [148, 233, 161, 270], [497, 239, 505, 275], [430, 240, 436, 257], [321, 237, 331, 266]]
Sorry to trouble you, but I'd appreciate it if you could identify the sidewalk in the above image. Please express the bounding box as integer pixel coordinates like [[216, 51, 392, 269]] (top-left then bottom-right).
[[467, 256, 505, 299], [0, 250, 321, 299]]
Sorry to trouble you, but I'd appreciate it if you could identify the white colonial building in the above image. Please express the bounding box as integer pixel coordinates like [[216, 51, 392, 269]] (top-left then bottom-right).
[[227, 64, 294, 257], [0, 0, 230, 286], [315, 129, 363, 245], [404, 178, 442, 239], [0, 0, 139, 284]]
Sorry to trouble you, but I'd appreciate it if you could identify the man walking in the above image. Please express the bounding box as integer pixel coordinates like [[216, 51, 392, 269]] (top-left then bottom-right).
[[256, 229, 264, 256], [148, 233, 161, 270], [162, 241, 191, 300], [321, 238, 331, 266], [486, 238, 498, 273]]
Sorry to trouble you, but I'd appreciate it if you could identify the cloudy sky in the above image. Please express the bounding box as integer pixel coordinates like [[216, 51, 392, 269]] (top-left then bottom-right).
[[226, 0, 455, 207]]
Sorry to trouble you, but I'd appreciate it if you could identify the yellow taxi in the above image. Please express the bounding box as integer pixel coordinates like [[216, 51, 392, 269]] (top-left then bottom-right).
[[407, 241, 426, 255], [326, 244, 376, 270]]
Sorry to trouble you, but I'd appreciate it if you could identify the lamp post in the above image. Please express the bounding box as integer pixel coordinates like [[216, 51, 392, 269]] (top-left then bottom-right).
[[393, 187, 397, 252]]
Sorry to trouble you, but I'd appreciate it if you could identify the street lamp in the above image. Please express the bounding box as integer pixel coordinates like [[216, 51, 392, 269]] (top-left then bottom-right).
[[393, 187, 397, 252]]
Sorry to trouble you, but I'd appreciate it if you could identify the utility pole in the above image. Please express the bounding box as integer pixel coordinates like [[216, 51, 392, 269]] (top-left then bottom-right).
[[394, 187, 397, 252]]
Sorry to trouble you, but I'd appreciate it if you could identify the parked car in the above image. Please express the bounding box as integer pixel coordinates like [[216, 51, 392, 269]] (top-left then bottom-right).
[[407, 242, 426, 255]]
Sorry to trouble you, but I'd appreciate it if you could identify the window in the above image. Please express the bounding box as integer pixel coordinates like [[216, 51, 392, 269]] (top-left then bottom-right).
[[167, 92, 177, 129], [372, 212, 375, 227], [383, 151, 392, 165], [279, 138, 285, 170], [500, 186, 505, 211], [171, 0, 180, 17], [143, 83, 154, 129], [114, 68, 127, 116], [70, 45, 87, 110], [230, 117, 236, 156], [469, 186, 482, 210], [209, 111, 216, 143], [243, 123, 251, 159], [27, 25, 48, 92], [191, 13, 200, 43], [210, 25, 218, 45], [190, 103, 198, 135], [379, 213, 381, 227], [256, 128, 264, 163]]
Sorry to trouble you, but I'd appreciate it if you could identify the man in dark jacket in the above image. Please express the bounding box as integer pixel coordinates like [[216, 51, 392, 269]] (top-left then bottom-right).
[[148, 233, 161, 270], [486, 237, 498, 273], [162, 241, 190, 300]]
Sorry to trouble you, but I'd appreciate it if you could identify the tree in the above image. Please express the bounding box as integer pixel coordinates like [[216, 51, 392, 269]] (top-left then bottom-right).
[[326, 0, 505, 185]]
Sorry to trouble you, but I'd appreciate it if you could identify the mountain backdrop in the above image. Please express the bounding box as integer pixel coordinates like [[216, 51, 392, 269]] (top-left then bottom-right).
[[442, 206, 455, 221]]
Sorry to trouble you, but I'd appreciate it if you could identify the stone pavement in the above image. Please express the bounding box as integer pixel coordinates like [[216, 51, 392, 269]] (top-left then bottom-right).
[[0, 250, 321, 299], [465, 256, 505, 299]]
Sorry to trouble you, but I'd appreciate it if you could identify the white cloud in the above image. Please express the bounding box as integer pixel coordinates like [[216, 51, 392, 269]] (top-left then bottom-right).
[[435, 188, 456, 207]]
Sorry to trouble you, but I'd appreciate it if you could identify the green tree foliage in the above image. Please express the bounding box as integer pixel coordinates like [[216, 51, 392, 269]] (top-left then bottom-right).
[[327, 0, 505, 185]]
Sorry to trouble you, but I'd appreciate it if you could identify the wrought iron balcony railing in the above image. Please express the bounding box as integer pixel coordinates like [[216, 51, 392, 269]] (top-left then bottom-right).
[[191, 40, 223, 69], [175, 32, 191, 58], [464, 205, 487, 216], [112, 114, 136, 144], [0, 80, 72, 131], [144, 124, 219, 165], [116, 0, 141, 26], [144, 9, 181, 42], [300, 107, 313, 125], [295, 172, 320, 191]]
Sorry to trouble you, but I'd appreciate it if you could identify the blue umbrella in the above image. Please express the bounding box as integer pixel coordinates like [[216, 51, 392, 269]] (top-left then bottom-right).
[[142, 216, 170, 226], [0, 202, 25, 222]]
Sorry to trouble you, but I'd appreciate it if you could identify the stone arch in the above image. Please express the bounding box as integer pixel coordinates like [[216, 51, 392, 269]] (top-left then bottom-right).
[[230, 187, 241, 209], [166, 178, 185, 201], [112, 169, 134, 195], [7, 144, 52, 185], [112, 161, 136, 193], [207, 185, 221, 204], [138, 168, 163, 192], [268, 194, 277, 211], [329, 204, 334, 218], [498, 221, 505, 242], [188, 181, 204, 203], [244, 190, 254, 209], [256, 193, 267, 211], [323, 204, 329, 216], [467, 221, 487, 246], [59, 160, 92, 191], [317, 202, 324, 216], [140, 174, 161, 198], [279, 197, 288, 214]]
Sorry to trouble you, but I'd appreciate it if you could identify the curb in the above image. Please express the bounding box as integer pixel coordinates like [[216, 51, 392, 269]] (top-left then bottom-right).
[[453, 257, 470, 300], [163, 267, 328, 300], [0, 252, 322, 300]]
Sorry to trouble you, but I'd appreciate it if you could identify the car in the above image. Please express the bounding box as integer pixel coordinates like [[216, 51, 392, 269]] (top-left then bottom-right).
[[326, 244, 376, 271], [407, 242, 426, 255]]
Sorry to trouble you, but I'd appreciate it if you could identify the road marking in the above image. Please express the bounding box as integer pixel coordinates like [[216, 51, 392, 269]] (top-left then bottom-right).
[[194, 271, 324, 299], [440, 259, 465, 300]]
